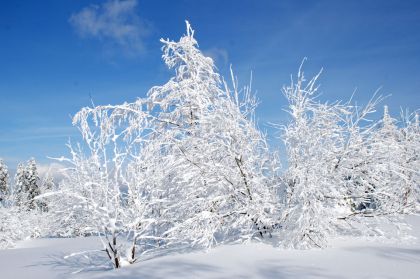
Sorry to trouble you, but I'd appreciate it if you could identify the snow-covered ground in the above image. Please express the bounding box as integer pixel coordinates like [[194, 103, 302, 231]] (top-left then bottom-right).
[[1, 215, 420, 279]]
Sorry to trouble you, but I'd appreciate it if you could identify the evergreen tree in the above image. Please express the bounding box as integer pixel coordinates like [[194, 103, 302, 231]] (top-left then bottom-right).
[[352, 106, 401, 212], [14, 163, 27, 208], [42, 173, 54, 192], [25, 158, 41, 210], [13, 159, 41, 210], [374, 106, 402, 211], [0, 159, 9, 204], [38, 172, 54, 212], [399, 111, 420, 212]]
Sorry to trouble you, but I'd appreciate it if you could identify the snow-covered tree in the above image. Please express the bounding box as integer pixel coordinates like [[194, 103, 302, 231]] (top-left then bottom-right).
[[277, 62, 406, 248], [358, 106, 403, 212], [0, 159, 50, 249], [54, 99, 153, 268], [37, 172, 55, 213], [279, 64, 349, 248], [14, 163, 27, 208], [398, 110, 420, 212], [0, 207, 28, 249], [25, 158, 41, 210], [55, 21, 280, 268], [42, 22, 418, 267], [40, 170, 55, 192], [13, 159, 42, 211], [144, 21, 280, 247], [342, 106, 418, 216], [0, 205, 51, 249], [0, 159, 9, 205]]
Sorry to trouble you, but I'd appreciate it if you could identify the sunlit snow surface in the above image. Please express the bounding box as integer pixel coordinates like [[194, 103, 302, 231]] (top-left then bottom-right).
[[1, 215, 420, 279]]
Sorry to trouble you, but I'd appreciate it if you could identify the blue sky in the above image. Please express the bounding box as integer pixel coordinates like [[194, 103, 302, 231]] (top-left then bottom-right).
[[1, 0, 419, 167]]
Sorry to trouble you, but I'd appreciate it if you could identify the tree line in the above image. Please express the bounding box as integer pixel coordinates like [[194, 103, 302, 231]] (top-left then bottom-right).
[[0, 158, 53, 211]]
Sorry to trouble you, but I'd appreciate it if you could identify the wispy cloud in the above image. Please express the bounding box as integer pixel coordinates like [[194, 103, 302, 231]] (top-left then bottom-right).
[[69, 0, 151, 55], [37, 162, 67, 182], [0, 126, 78, 143], [203, 47, 229, 67]]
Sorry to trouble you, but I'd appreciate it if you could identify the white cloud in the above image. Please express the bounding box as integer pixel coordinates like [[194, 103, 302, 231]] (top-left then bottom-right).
[[0, 126, 78, 143], [37, 162, 66, 182], [69, 0, 150, 54], [203, 47, 229, 67]]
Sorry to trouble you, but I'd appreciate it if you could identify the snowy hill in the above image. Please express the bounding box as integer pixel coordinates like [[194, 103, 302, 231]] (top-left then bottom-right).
[[1, 215, 419, 279]]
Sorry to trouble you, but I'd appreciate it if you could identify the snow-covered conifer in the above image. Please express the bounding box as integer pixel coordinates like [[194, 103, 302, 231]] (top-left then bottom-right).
[[398, 110, 420, 212], [0, 159, 9, 204], [14, 163, 27, 208], [37, 172, 55, 212], [25, 158, 41, 210], [365, 106, 403, 212]]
